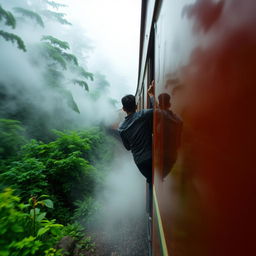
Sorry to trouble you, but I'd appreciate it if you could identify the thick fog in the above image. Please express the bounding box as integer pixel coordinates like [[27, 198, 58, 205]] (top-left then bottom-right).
[[0, 0, 133, 134], [88, 144, 148, 254], [0, 0, 146, 251], [64, 0, 141, 101]]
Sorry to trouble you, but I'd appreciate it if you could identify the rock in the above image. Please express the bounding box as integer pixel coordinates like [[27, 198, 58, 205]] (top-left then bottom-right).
[[56, 236, 76, 256]]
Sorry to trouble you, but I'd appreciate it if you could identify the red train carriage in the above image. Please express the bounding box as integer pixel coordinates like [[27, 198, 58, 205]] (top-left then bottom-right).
[[136, 0, 256, 255]]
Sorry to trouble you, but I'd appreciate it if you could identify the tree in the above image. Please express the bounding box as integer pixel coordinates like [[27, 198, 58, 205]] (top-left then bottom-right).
[[0, 1, 96, 139], [0, 5, 26, 51]]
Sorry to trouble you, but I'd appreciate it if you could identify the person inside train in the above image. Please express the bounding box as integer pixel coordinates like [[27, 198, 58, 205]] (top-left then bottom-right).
[[118, 82, 155, 185]]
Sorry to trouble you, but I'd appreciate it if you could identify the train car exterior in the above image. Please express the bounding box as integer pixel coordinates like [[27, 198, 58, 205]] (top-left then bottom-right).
[[136, 0, 256, 255]]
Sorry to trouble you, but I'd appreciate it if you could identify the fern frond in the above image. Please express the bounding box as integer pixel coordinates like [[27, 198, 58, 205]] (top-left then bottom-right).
[[59, 89, 80, 113], [0, 5, 16, 28], [41, 35, 69, 50], [77, 66, 94, 81], [62, 53, 78, 66], [72, 79, 89, 91], [41, 10, 71, 25], [44, 0, 67, 9], [0, 30, 26, 51], [40, 42, 66, 69], [13, 7, 44, 27], [45, 68, 64, 88]]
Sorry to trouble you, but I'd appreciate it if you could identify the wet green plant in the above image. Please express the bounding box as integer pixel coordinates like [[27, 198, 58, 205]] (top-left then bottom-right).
[[13, 7, 44, 27], [0, 124, 114, 224], [28, 195, 54, 236], [77, 236, 96, 254], [0, 5, 26, 51], [0, 119, 25, 160], [0, 188, 63, 256]]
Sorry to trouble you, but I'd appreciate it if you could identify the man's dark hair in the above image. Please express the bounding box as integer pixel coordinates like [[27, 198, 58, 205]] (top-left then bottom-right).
[[121, 94, 136, 112]]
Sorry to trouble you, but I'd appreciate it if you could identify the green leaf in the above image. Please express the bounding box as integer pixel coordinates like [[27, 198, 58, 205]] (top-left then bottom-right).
[[62, 52, 78, 65], [72, 79, 89, 91], [41, 35, 69, 50], [38, 195, 50, 200], [36, 212, 46, 222], [42, 199, 53, 208], [0, 30, 26, 51], [13, 7, 44, 27], [11, 224, 24, 233], [59, 89, 80, 113], [28, 198, 34, 206], [20, 203, 30, 209], [40, 42, 66, 69], [0, 251, 9, 256], [30, 208, 40, 217], [0, 5, 16, 28], [0, 228, 7, 235], [77, 66, 94, 81], [44, 0, 67, 9], [37, 227, 50, 236], [41, 10, 71, 25]]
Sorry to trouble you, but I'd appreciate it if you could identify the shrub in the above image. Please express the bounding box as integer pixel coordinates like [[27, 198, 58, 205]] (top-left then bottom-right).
[[1, 158, 47, 199], [0, 188, 63, 256], [0, 119, 25, 160], [0, 124, 115, 225]]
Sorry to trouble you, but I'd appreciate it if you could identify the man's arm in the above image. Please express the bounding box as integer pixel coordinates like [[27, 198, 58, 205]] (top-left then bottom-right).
[[149, 96, 154, 108], [148, 80, 156, 108], [120, 132, 131, 151]]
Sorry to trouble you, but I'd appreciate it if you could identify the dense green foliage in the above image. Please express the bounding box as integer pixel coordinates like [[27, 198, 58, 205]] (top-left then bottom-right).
[[0, 1, 118, 253], [0, 5, 26, 51], [0, 30, 26, 51], [0, 188, 63, 256], [0, 118, 116, 255], [42, 35, 69, 50], [0, 5, 16, 28], [0, 189, 94, 256], [0, 119, 115, 223], [39, 35, 93, 98], [0, 119, 25, 159]]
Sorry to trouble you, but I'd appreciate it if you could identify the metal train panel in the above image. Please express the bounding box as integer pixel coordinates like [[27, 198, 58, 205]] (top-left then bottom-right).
[[137, 0, 256, 255]]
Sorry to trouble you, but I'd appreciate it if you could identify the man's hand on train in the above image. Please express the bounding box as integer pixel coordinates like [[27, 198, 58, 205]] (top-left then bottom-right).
[[148, 80, 155, 96]]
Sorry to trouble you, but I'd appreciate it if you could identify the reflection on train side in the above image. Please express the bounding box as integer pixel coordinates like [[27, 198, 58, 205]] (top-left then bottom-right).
[[154, 93, 183, 179]]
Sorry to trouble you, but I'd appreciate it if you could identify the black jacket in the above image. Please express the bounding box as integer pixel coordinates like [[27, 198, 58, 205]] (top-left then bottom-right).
[[118, 109, 153, 165]]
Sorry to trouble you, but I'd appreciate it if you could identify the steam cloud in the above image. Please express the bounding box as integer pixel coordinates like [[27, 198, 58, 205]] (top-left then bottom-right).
[[90, 143, 148, 254], [0, 0, 146, 252], [0, 0, 119, 135]]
